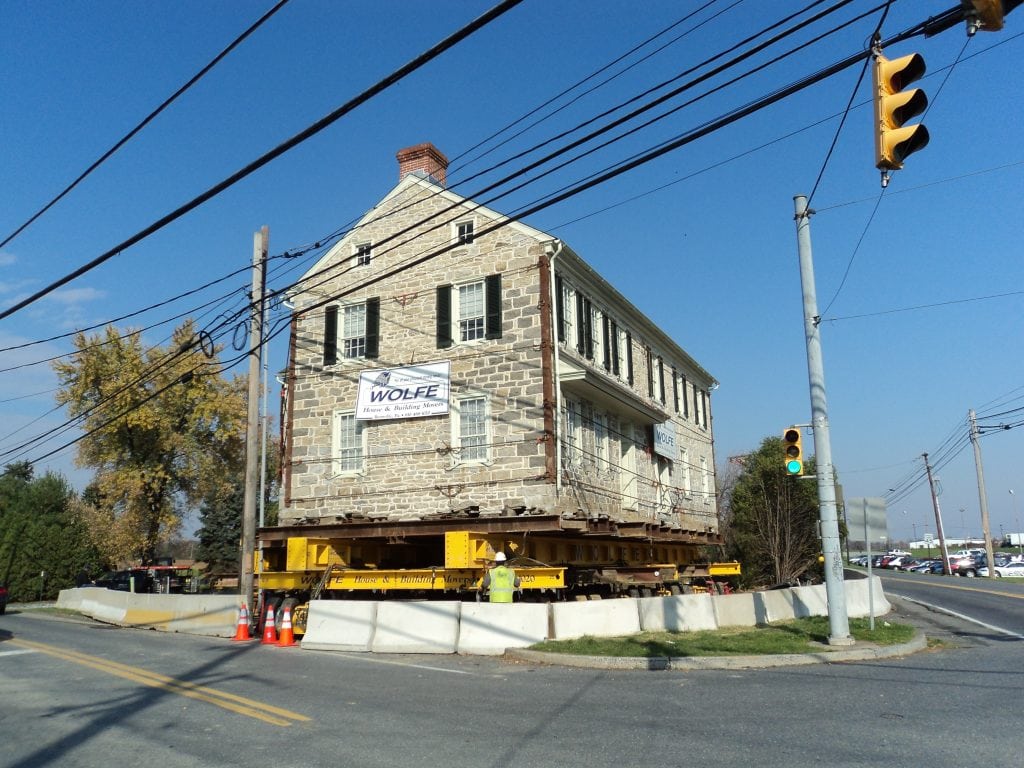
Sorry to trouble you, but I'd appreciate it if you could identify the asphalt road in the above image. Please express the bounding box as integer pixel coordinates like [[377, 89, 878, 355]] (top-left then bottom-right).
[[871, 567, 1024, 638], [1, 591, 1021, 768]]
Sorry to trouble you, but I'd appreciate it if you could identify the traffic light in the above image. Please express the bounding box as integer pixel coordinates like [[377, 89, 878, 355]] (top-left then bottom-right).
[[783, 427, 803, 476], [872, 50, 929, 172]]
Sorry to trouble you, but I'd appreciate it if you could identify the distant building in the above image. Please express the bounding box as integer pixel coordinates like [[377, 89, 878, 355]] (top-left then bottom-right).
[[279, 143, 718, 541]]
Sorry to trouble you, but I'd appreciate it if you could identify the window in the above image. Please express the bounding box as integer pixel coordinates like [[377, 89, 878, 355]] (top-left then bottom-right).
[[625, 331, 634, 386], [701, 390, 709, 429], [343, 303, 367, 358], [455, 396, 488, 463], [681, 375, 689, 418], [575, 293, 594, 359], [679, 447, 692, 497], [333, 412, 365, 475], [657, 456, 673, 511], [601, 316, 611, 371], [324, 298, 380, 363], [436, 275, 502, 348], [619, 421, 637, 509], [456, 221, 475, 245], [458, 281, 485, 342], [563, 398, 582, 465], [594, 411, 608, 469], [557, 277, 575, 345], [657, 357, 666, 405], [672, 368, 679, 413], [700, 455, 710, 504], [355, 243, 372, 266], [645, 346, 654, 398]]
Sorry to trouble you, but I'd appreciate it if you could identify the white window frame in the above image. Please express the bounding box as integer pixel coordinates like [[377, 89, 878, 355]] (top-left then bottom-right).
[[679, 446, 692, 498], [619, 421, 637, 510], [563, 398, 583, 466], [455, 279, 486, 343], [560, 280, 576, 348], [454, 219, 475, 245], [594, 411, 608, 471], [657, 455, 673, 511], [342, 302, 368, 359], [700, 455, 710, 504], [452, 395, 490, 465], [333, 411, 366, 476], [616, 327, 628, 382], [354, 242, 372, 267]]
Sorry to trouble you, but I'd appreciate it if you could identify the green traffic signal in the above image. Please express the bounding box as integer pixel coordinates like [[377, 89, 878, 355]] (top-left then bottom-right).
[[783, 427, 803, 476]]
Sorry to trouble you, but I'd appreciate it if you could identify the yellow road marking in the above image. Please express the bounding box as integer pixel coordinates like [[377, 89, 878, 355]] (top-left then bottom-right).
[[11, 638, 310, 727], [880, 574, 1024, 600]]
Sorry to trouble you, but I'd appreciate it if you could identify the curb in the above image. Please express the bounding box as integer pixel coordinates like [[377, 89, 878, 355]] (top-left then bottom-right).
[[505, 630, 928, 670]]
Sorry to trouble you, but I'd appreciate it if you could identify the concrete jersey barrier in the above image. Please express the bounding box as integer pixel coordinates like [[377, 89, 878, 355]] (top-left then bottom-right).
[[59, 576, 891, 653]]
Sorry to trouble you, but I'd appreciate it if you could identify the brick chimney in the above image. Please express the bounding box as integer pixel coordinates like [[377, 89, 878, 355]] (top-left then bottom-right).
[[396, 142, 448, 187]]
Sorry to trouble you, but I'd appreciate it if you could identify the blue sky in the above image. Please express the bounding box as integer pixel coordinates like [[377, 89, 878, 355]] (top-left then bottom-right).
[[1, 1, 1021, 544]]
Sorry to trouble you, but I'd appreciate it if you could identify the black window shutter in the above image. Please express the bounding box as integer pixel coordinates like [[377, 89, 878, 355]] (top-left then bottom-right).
[[575, 292, 586, 354], [672, 368, 679, 412], [364, 297, 380, 359], [702, 390, 708, 428], [583, 299, 593, 359], [323, 305, 338, 366], [626, 332, 634, 386], [658, 358, 666, 404], [611, 321, 620, 375], [555, 275, 565, 344], [485, 273, 502, 339], [601, 315, 611, 371], [693, 385, 699, 424], [436, 285, 453, 348], [645, 347, 653, 397], [682, 376, 689, 417]]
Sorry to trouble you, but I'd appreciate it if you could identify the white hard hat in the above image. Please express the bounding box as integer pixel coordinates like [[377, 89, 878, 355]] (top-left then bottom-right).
[[494, 551, 507, 562]]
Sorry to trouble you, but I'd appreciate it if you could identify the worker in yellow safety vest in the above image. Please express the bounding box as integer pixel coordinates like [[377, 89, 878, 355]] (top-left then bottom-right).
[[482, 551, 521, 603]]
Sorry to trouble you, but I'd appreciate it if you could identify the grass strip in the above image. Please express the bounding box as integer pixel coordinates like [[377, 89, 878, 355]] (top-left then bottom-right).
[[528, 616, 915, 658]]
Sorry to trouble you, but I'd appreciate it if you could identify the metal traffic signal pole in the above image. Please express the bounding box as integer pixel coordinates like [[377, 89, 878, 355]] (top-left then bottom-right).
[[792, 195, 852, 645]]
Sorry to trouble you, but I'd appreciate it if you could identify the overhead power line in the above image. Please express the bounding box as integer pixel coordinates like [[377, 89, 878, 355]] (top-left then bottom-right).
[[0, 0, 525, 322], [0, 0, 294, 252]]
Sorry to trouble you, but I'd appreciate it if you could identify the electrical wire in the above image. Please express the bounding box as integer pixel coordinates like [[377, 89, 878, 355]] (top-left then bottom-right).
[[0, 0, 526, 322], [0, 0, 294, 252]]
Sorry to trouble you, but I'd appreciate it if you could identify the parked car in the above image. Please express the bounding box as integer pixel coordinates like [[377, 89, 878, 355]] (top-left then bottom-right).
[[92, 569, 154, 593], [0, 583, 8, 614], [913, 560, 945, 574], [954, 555, 982, 577], [849, 555, 869, 566], [891, 557, 920, 570], [978, 562, 1024, 578]]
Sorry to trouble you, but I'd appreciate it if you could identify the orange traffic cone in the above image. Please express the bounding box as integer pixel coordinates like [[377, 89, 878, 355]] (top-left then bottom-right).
[[231, 604, 253, 642], [260, 605, 277, 645], [277, 605, 297, 648]]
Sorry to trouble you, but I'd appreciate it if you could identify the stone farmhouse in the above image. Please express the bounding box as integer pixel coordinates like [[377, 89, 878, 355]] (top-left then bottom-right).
[[279, 143, 719, 540]]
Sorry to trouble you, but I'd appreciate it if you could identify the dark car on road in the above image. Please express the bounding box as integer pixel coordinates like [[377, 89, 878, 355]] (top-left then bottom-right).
[[92, 569, 154, 593]]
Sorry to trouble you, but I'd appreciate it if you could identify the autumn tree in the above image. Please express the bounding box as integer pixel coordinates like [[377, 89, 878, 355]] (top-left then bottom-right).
[[722, 436, 823, 587], [53, 321, 247, 565]]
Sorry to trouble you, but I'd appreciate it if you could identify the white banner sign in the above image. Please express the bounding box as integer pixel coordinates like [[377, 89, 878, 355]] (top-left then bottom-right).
[[355, 361, 450, 421], [653, 421, 676, 460]]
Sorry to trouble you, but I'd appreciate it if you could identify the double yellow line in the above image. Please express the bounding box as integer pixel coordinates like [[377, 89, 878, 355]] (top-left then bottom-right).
[[11, 638, 311, 727]]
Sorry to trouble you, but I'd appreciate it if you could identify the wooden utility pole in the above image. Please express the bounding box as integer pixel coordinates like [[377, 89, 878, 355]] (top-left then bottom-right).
[[968, 409, 997, 577], [241, 226, 268, 612], [923, 452, 952, 574]]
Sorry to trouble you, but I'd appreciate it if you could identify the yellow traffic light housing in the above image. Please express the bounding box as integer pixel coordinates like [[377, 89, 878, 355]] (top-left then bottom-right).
[[783, 427, 804, 476], [872, 51, 929, 172]]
